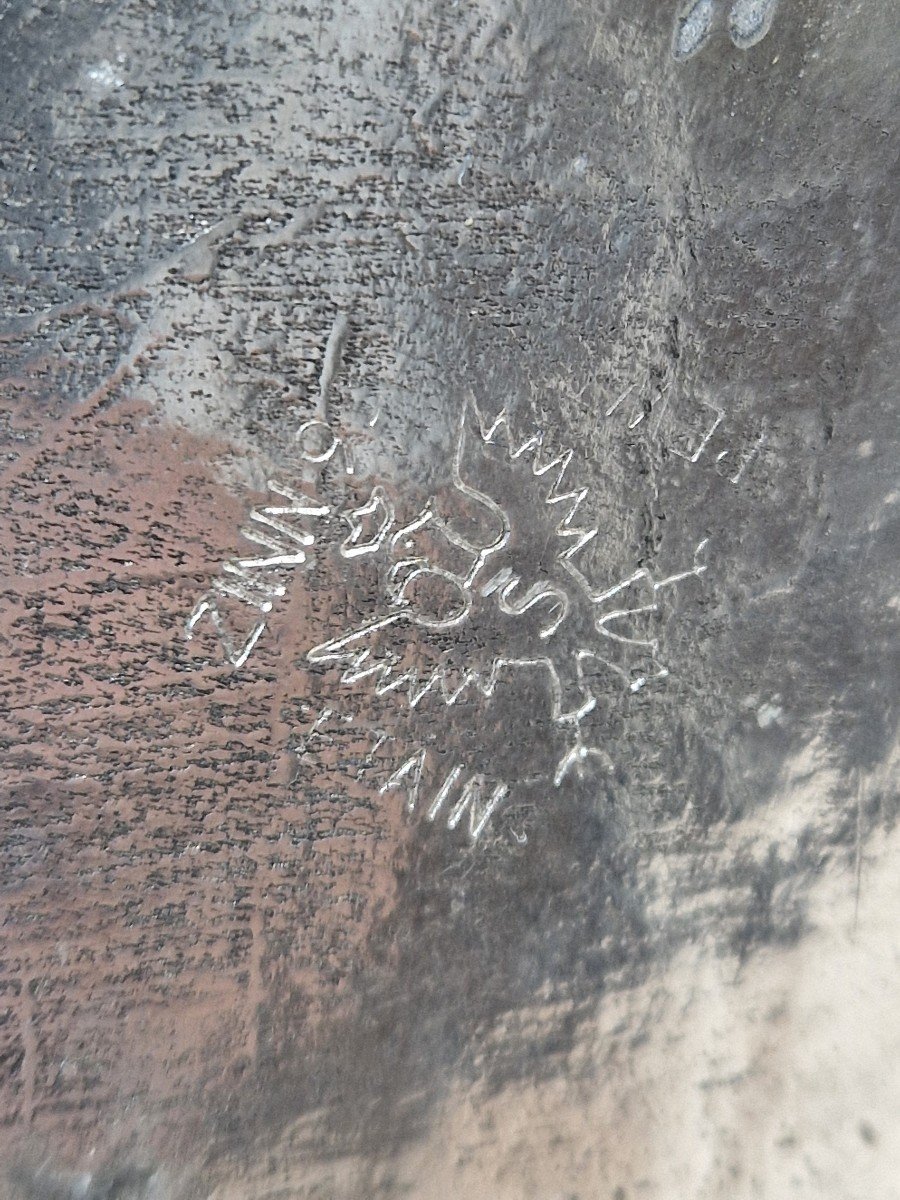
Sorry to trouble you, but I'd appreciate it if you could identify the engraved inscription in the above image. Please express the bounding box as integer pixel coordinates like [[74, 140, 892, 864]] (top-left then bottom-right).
[[187, 387, 762, 844], [306, 396, 710, 838], [185, 420, 350, 666], [186, 482, 329, 668]]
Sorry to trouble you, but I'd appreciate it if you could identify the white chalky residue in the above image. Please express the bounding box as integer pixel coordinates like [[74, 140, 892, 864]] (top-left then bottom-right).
[[85, 60, 124, 89], [756, 701, 783, 729]]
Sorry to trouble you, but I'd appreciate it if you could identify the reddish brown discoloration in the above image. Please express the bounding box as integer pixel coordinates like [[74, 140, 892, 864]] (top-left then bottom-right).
[[0, 393, 406, 1168]]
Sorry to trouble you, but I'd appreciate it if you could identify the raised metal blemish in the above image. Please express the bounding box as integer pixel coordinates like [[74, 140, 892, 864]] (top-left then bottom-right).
[[673, 0, 781, 60]]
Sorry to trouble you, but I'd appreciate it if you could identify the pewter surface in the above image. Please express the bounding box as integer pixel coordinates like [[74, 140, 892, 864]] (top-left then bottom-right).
[[1, 1, 897, 1197]]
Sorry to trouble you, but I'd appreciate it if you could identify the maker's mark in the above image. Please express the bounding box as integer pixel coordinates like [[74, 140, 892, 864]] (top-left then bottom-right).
[[308, 396, 709, 802]]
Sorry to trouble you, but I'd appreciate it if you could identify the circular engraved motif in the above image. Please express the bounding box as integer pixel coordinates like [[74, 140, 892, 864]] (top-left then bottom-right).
[[189, 392, 715, 845]]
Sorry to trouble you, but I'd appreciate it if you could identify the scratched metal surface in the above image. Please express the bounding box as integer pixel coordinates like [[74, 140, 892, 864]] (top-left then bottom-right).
[[0, 0, 898, 1197]]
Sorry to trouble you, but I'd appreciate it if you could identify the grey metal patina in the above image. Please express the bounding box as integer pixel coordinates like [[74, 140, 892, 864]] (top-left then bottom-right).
[[0, 0, 897, 1196]]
